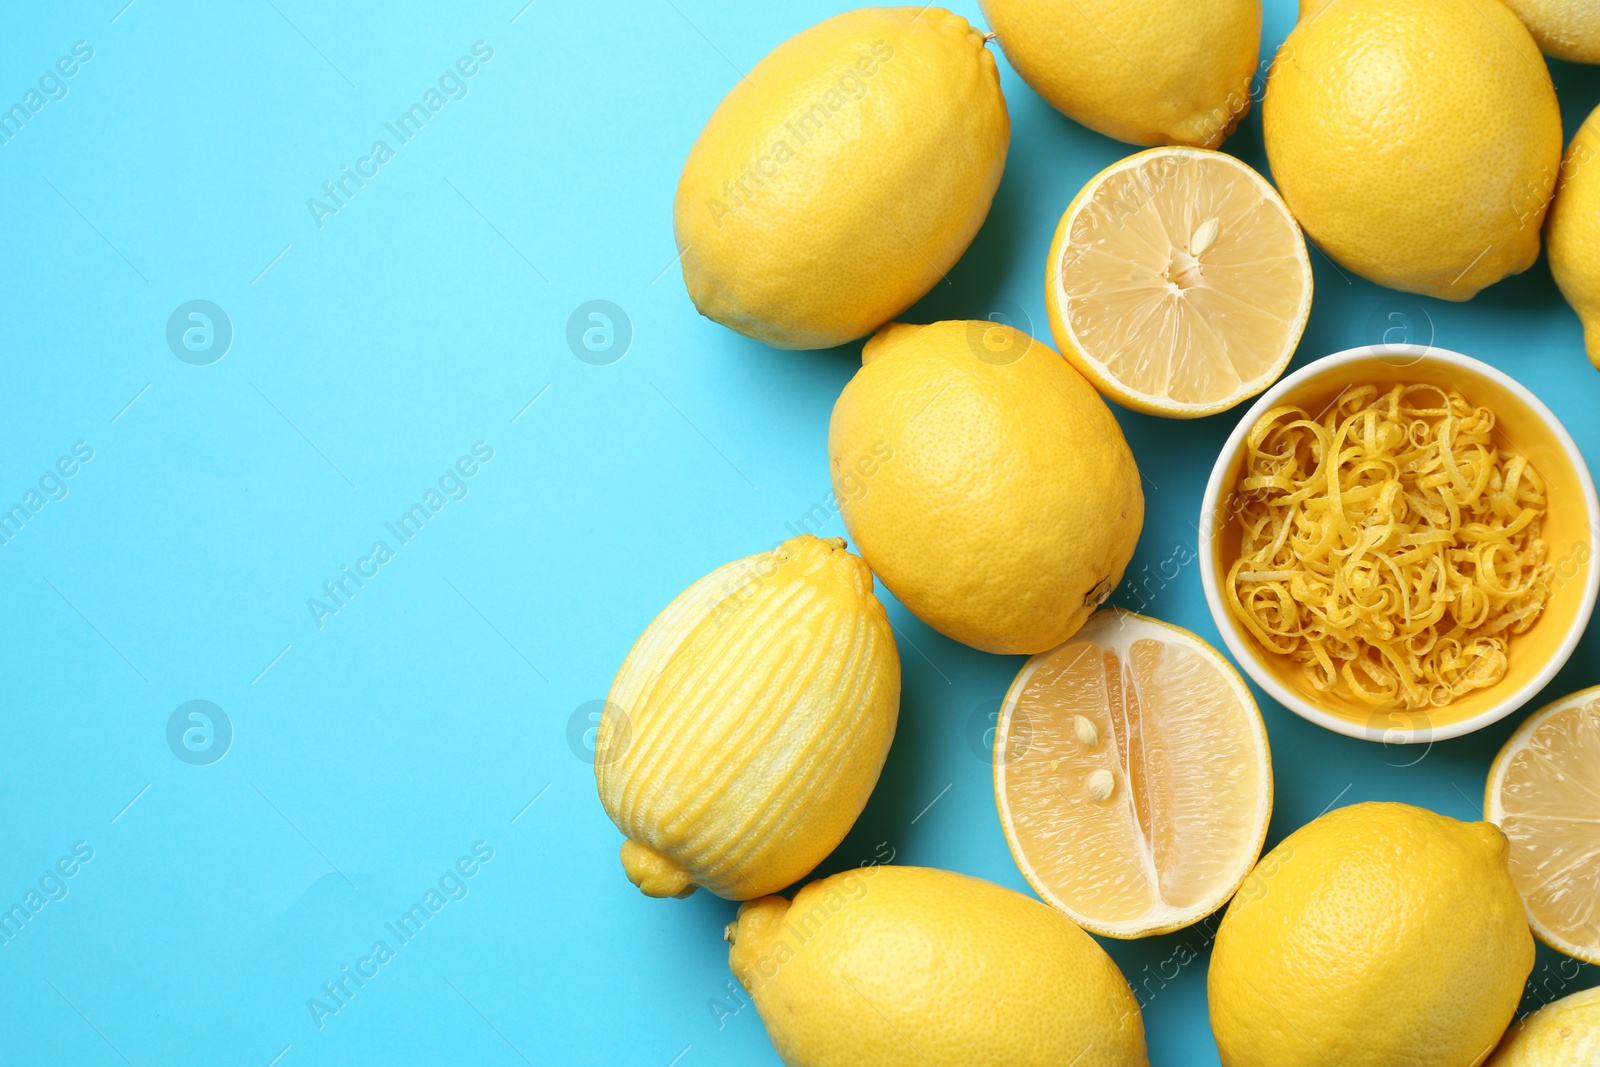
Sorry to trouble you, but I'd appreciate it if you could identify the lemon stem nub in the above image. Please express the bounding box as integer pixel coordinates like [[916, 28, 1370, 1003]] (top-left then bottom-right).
[[620, 839, 696, 898]]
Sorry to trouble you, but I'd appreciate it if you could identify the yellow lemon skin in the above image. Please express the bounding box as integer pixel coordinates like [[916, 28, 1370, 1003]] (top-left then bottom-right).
[[828, 320, 1144, 655], [1296, 0, 1600, 62], [1502, 0, 1600, 63], [1208, 802, 1535, 1067], [673, 9, 1008, 350], [1325, 0, 1600, 60], [727, 865, 1150, 1067], [596, 536, 899, 900], [1486, 987, 1600, 1067], [979, 0, 1261, 148], [1263, 0, 1563, 300], [1547, 105, 1600, 370]]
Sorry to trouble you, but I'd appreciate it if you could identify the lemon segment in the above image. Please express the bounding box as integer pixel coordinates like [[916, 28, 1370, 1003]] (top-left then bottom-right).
[[1045, 147, 1312, 418], [995, 610, 1272, 938], [1485, 685, 1600, 965]]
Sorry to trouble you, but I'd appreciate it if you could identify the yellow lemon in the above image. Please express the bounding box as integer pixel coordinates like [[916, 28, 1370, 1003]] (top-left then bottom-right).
[[1546, 106, 1600, 370], [1208, 801, 1535, 1067], [674, 9, 1008, 350], [1503, 0, 1600, 63], [1263, 0, 1563, 300], [1485, 684, 1600, 965], [1317, 0, 1600, 60], [596, 535, 899, 900], [1045, 147, 1312, 417], [1486, 987, 1600, 1067], [979, 0, 1261, 148], [726, 865, 1150, 1067], [828, 320, 1144, 655], [995, 610, 1272, 938]]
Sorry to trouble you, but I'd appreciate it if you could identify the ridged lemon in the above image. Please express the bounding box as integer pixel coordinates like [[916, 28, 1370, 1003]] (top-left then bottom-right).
[[979, 0, 1261, 148], [995, 610, 1273, 938], [1209, 801, 1535, 1067], [828, 320, 1144, 655], [1547, 105, 1600, 370], [1486, 987, 1600, 1067], [1485, 684, 1600, 965], [1264, 0, 1563, 300], [674, 8, 1008, 350], [596, 535, 899, 900], [726, 865, 1150, 1067]]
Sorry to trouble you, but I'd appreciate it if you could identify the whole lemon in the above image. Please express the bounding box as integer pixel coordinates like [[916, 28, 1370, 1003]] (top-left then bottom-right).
[[1307, 0, 1600, 59], [1485, 987, 1600, 1066], [1209, 802, 1535, 1067], [979, 0, 1261, 148], [1546, 105, 1600, 369], [1263, 0, 1563, 300], [829, 320, 1143, 655], [1502, 0, 1600, 63], [727, 865, 1150, 1067], [674, 9, 1008, 350], [596, 535, 899, 900]]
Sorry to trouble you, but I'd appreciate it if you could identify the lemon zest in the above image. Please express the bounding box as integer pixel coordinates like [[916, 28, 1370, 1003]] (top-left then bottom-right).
[[1226, 384, 1552, 711]]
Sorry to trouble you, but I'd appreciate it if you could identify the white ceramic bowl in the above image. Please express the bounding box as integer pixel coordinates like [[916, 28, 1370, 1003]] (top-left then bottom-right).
[[1198, 344, 1600, 743]]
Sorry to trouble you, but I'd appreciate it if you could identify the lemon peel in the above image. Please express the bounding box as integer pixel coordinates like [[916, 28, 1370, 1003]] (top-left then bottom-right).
[[1226, 384, 1552, 710]]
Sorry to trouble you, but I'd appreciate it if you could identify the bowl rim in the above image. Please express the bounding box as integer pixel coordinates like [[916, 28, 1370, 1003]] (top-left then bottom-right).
[[1197, 343, 1600, 743]]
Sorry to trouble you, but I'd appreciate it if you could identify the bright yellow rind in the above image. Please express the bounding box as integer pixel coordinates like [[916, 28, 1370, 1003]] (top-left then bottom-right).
[[1502, 0, 1600, 64], [1485, 684, 1600, 966], [674, 8, 1008, 349], [1045, 147, 1312, 418], [829, 320, 1144, 655], [1226, 383, 1553, 711], [1485, 986, 1600, 1066], [1547, 104, 1600, 371], [995, 610, 1273, 938], [727, 866, 1151, 1066], [1264, 0, 1563, 300], [979, 0, 1261, 148], [1209, 802, 1535, 1067]]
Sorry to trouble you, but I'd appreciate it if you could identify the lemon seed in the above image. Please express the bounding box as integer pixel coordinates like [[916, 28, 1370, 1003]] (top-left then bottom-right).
[[1073, 715, 1100, 747], [1086, 769, 1115, 802]]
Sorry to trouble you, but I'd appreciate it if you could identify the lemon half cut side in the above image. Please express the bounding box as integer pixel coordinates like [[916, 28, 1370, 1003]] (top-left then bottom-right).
[[1046, 147, 1312, 418], [1486, 685, 1600, 965], [995, 609, 1273, 938]]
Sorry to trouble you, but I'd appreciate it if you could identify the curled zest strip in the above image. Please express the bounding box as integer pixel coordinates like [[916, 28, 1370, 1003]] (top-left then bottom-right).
[[1225, 383, 1552, 711]]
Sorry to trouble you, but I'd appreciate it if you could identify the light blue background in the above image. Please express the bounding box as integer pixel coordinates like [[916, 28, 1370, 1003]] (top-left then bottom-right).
[[2, 1, 1597, 1064]]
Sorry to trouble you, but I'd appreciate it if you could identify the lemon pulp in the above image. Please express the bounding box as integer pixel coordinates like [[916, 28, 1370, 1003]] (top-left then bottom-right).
[[995, 609, 1272, 937], [1047, 148, 1311, 417], [1486, 686, 1600, 965]]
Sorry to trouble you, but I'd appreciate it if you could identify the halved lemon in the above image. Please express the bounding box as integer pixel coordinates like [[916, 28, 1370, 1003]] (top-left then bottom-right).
[[1045, 147, 1312, 418], [994, 609, 1273, 938], [1485, 685, 1600, 965]]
